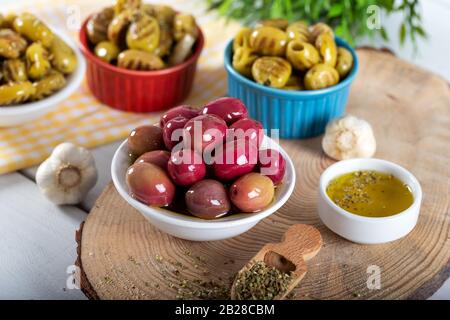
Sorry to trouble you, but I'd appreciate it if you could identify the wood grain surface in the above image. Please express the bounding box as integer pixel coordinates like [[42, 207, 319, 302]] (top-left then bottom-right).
[[77, 48, 450, 300], [230, 224, 322, 300]]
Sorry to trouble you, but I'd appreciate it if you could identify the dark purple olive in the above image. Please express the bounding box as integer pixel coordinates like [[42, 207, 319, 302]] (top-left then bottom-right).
[[212, 139, 258, 181], [128, 125, 164, 157], [126, 162, 175, 207], [167, 149, 206, 186], [183, 114, 228, 154], [134, 150, 170, 170], [201, 97, 248, 125], [163, 116, 189, 150], [229, 118, 264, 148], [258, 149, 286, 185], [185, 179, 231, 219], [160, 105, 199, 127]]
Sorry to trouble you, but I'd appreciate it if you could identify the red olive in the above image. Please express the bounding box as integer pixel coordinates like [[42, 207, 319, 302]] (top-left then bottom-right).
[[213, 139, 258, 181], [167, 149, 206, 186], [163, 116, 189, 150], [229, 118, 264, 148], [160, 105, 199, 127], [126, 162, 175, 207], [258, 149, 286, 185], [185, 179, 231, 219], [183, 114, 228, 154], [201, 97, 248, 125], [127, 125, 164, 157], [230, 173, 274, 213], [134, 150, 170, 170]]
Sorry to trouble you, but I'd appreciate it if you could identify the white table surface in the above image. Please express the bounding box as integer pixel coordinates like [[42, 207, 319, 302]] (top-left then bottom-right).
[[0, 0, 449, 300]]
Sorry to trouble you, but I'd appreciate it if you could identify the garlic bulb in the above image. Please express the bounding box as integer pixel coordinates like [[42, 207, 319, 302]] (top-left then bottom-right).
[[36, 142, 98, 205], [322, 115, 376, 160]]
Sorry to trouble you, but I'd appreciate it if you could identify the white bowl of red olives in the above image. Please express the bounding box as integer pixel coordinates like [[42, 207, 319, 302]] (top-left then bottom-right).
[[111, 98, 296, 241]]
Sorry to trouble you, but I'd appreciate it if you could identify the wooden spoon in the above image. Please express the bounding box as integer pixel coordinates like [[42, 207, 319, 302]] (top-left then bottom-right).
[[230, 224, 322, 300]]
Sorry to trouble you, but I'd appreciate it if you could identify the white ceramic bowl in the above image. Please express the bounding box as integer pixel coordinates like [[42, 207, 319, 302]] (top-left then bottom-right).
[[0, 29, 86, 127], [318, 158, 422, 244], [111, 136, 296, 241]]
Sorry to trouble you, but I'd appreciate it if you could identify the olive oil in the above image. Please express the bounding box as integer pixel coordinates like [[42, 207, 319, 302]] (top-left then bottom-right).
[[326, 170, 414, 217]]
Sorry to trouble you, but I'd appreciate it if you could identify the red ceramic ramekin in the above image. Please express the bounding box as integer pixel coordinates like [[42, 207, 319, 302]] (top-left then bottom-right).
[[79, 17, 204, 112]]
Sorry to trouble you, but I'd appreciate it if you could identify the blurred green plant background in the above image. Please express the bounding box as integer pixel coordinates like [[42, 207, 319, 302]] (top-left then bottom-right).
[[206, 0, 426, 47]]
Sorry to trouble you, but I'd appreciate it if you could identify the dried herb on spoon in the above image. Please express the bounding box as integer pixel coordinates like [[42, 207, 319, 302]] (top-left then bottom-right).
[[234, 260, 293, 300]]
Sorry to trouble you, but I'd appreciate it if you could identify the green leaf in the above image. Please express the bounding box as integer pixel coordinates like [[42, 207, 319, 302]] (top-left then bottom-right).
[[218, 0, 233, 16], [270, 0, 284, 18], [415, 26, 427, 38], [284, 0, 293, 20], [206, 0, 426, 49], [312, 0, 325, 20], [400, 23, 406, 45], [380, 27, 389, 41], [335, 21, 354, 46], [328, 3, 343, 18], [379, 0, 394, 11]]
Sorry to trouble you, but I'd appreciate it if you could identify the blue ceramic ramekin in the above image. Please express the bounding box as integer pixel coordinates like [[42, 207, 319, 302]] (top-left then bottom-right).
[[224, 37, 359, 139]]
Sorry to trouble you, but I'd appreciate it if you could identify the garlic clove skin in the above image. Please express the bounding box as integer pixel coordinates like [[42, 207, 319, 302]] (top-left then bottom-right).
[[36, 142, 98, 205], [322, 115, 376, 161], [51, 142, 94, 169]]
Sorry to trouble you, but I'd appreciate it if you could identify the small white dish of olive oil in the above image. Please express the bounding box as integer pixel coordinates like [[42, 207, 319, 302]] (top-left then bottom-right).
[[318, 158, 422, 244]]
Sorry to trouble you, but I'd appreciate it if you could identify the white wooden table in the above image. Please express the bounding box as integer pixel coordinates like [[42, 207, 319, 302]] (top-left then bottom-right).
[[0, 142, 122, 300], [0, 0, 449, 300]]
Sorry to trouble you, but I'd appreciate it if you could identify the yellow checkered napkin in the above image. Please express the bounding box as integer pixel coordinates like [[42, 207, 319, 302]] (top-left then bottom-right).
[[0, 0, 241, 174]]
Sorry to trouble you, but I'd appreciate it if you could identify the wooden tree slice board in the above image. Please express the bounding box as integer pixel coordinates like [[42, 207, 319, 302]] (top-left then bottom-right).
[[77, 49, 450, 300]]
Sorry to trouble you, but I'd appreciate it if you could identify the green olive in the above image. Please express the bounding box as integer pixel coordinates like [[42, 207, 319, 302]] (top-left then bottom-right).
[[1, 13, 17, 29], [126, 13, 160, 53], [26, 42, 51, 80], [49, 35, 77, 74], [86, 7, 114, 45], [286, 40, 320, 71], [0, 29, 27, 59], [140, 4, 156, 16], [107, 9, 134, 47], [283, 74, 303, 90], [249, 26, 288, 56], [255, 19, 289, 30], [335, 47, 353, 78], [3, 59, 27, 82], [173, 14, 198, 42], [13, 13, 54, 47], [32, 71, 66, 100], [304, 63, 339, 90], [114, 0, 142, 15], [0, 81, 35, 105], [251, 56, 291, 88], [143, 4, 176, 26], [232, 46, 258, 78], [94, 41, 120, 63], [153, 24, 173, 57], [286, 21, 310, 43], [309, 22, 334, 43], [117, 49, 165, 71], [315, 32, 337, 67], [233, 28, 252, 51]]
